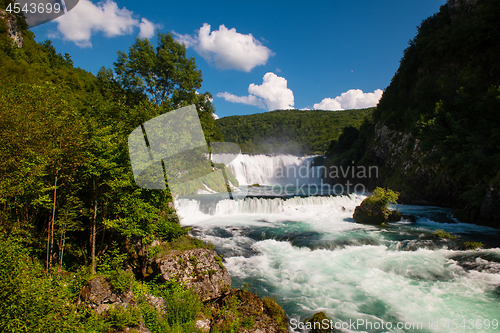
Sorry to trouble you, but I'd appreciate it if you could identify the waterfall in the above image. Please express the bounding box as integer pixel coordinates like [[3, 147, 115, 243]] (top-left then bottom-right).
[[175, 194, 360, 221], [211, 154, 324, 186]]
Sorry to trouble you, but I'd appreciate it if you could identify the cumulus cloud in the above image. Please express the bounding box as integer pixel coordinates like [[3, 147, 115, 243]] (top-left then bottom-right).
[[52, 0, 159, 47], [217, 72, 294, 111], [314, 89, 383, 111], [174, 23, 274, 72], [212, 113, 220, 120], [139, 18, 156, 39]]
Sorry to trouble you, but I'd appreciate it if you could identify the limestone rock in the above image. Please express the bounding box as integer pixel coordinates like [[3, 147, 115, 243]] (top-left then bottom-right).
[[195, 318, 211, 332], [0, 10, 23, 48], [153, 248, 231, 301], [79, 276, 152, 333], [78, 276, 135, 314]]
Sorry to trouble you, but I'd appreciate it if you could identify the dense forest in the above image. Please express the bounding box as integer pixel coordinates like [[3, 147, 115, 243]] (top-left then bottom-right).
[[327, 0, 500, 226], [0, 1, 272, 331], [217, 108, 372, 155]]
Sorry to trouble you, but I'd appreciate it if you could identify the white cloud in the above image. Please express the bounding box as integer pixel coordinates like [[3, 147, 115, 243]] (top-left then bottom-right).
[[52, 0, 158, 47], [139, 18, 156, 39], [314, 89, 383, 111], [174, 23, 274, 72], [212, 113, 220, 120], [217, 72, 294, 111]]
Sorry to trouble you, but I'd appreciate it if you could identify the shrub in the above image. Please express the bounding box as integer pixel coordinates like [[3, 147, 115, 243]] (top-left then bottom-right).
[[433, 229, 458, 239], [368, 187, 400, 210], [464, 241, 484, 250]]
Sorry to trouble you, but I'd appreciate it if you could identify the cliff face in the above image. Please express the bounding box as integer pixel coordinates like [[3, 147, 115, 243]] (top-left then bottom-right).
[[363, 124, 500, 226], [365, 124, 457, 206], [0, 10, 23, 48]]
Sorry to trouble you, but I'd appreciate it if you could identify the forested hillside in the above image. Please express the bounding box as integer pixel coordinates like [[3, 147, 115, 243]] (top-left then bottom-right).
[[0, 2, 244, 330], [327, 0, 500, 226], [217, 108, 372, 154]]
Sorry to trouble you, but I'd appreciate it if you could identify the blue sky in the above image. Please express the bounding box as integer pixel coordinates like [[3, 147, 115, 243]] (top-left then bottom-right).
[[30, 0, 446, 118]]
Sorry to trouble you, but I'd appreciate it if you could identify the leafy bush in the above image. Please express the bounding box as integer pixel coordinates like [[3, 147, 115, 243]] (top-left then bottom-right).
[[433, 229, 458, 239], [0, 233, 82, 332], [135, 277, 203, 332], [369, 187, 399, 208], [464, 241, 484, 250]]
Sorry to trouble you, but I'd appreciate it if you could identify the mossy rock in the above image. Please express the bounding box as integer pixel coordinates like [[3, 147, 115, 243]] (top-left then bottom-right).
[[353, 198, 401, 224], [306, 312, 338, 333], [209, 289, 288, 333], [353, 199, 386, 224], [387, 210, 402, 222]]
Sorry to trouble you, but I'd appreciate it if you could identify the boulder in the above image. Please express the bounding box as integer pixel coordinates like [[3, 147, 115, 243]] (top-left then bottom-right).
[[78, 276, 135, 314], [353, 198, 401, 224], [153, 248, 231, 301], [306, 311, 339, 333]]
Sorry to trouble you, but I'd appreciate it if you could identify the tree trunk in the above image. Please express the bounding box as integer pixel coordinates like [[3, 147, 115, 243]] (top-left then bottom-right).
[[46, 170, 58, 272], [58, 223, 66, 274], [90, 176, 98, 275]]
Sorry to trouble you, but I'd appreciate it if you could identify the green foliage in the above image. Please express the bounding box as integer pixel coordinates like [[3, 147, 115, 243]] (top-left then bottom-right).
[[214, 254, 224, 268], [113, 33, 222, 143], [368, 187, 400, 210], [217, 108, 373, 154], [0, 233, 84, 332], [136, 277, 203, 332], [105, 305, 142, 330], [369, 0, 500, 221], [464, 241, 484, 250], [433, 229, 458, 239], [262, 297, 288, 332]]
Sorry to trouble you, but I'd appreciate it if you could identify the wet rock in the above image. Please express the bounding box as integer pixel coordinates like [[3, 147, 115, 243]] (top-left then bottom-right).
[[353, 198, 401, 225], [353, 199, 386, 224], [153, 248, 231, 301], [403, 214, 417, 222]]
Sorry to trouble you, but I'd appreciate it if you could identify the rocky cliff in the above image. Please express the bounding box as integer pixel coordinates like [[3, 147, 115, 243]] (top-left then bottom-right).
[[362, 124, 500, 226], [0, 10, 23, 48], [365, 124, 458, 206]]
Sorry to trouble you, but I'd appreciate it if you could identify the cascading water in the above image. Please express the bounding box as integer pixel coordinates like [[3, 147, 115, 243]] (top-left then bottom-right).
[[211, 153, 324, 186], [176, 154, 500, 333]]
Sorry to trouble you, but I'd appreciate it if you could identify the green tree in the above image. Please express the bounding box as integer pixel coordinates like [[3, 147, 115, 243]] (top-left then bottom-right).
[[114, 32, 202, 108]]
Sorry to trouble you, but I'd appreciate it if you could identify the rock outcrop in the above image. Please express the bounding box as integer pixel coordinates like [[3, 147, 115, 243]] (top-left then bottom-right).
[[0, 10, 23, 48], [210, 289, 288, 333], [353, 197, 401, 225], [365, 124, 458, 207], [153, 248, 231, 301], [79, 276, 135, 314], [78, 276, 152, 333]]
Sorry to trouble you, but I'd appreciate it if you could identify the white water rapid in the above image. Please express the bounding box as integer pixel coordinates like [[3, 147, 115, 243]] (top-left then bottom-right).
[[176, 154, 500, 333]]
